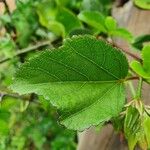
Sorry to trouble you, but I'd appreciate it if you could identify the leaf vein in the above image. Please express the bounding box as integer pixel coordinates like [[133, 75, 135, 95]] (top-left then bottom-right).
[[46, 53, 90, 81], [62, 82, 119, 122], [66, 41, 119, 80]]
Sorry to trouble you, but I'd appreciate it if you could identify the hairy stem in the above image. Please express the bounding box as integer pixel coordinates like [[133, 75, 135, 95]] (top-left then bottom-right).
[[121, 49, 141, 62], [113, 43, 141, 62], [125, 76, 139, 81], [128, 81, 136, 97], [135, 77, 143, 100]]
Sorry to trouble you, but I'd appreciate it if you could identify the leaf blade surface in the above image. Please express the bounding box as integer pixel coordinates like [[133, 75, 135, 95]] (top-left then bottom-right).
[[11, 36, 128, 130]]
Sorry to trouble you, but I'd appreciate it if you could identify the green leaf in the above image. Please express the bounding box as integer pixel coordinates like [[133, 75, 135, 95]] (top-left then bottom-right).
[[0, 35, 15, 59], [36, 1, 81, 36], [36, 1, 65, 37], [56, 0, 72, 6], [130, 45, 150, 79], [110, 28, 133, 42], [56, 7, 82, 35], [0, 120, 9, 135], [124, 106, 142, 150], [143, 114, 150, 147], [105, 16, 117, 31], [112, 116, 124, 132], [69, 28, 92, 37], [11, 35, 128, 130], [0, 97, 20, 110], [0, 110, 10, 122], [132, 34, 150, 50], [46, 21, 66, 37], [56, 0, 81, 11], [138, 134, 148, 150], [12, 1, 38, 47], [36, 0, 57, 24], [142, 45, 150, 72], [130, 61, 150, 78], [134, 0, 150, 10], [81, 0, 102, 11], [78, 11, 107, 33], [0, 14, 11, 24], [36, 0, 62, 36], [81, 0, 112, 15], [0, 110, 10, 135], [104, 17, 133, 42]]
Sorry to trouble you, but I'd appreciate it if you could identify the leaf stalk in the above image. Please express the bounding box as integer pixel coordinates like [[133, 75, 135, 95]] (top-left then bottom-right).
[[135, 77, 143, 100]]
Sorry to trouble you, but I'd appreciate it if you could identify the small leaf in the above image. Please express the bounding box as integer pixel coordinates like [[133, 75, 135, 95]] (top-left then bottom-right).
[[138, 135, 148, 150], [36, 1, 81, 36], [134, 0, 150, 10], [0, 120, 9, 135], [0, 109, 10, 135], [132, 34, 150, 50], [0, 14, 11, 24], [124, 106, 142, 150], [56, 7, 82, 35], [105, 16, 117, 31], [0, 35, 15, 59], [0, 97, 20, 110], [11, 35, 128, 130], [46, 21, 66, 37], [81, 0, 112, 15], [130, 61, 150, 78], [78, 11, 107, 33], [130, 45, 150, 79], [142, 45, 150, 73], [143, 114, 150, 147], [81, 0, 102, 11], [110, 28, 133, 42], [12, 1, 38, 47], [112, 116, 124, 132], [36, 0, 57, 24], [36, 2, 65, 37], [104, 17, 133, 42]]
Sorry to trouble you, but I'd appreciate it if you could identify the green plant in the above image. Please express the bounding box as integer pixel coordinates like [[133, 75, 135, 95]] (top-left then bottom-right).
[[134, 0, 150, 10], [1, 0, 150, 149], [10, 32, 150, 149]]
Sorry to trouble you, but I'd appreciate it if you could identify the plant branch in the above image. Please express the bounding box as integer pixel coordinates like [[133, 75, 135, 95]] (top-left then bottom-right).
[[113, 44, 141, 62], [128, 81, 136, 97], [0, 40, 52, 64], [125, 76, 139, 81], [0, 92, 39, 104], [121, 49, 141, 62], [135, 77, 143, 100], [2, 0, 11, 15]]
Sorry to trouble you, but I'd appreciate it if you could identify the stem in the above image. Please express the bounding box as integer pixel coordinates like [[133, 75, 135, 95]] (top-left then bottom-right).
[[0, 92, 39, 104], [128, 81, 136, 97], [0, 41, 51, 64], [125, 76, 139, 81], [122, 49, 141, 62], [1, 0, 16, 33], [2, 0, 11, 15], [135, 77, 143, 100], [113, 44, 141, 62]]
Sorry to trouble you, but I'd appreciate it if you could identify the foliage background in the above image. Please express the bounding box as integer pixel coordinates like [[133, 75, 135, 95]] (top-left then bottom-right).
[[1, 0, 150, 149]]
